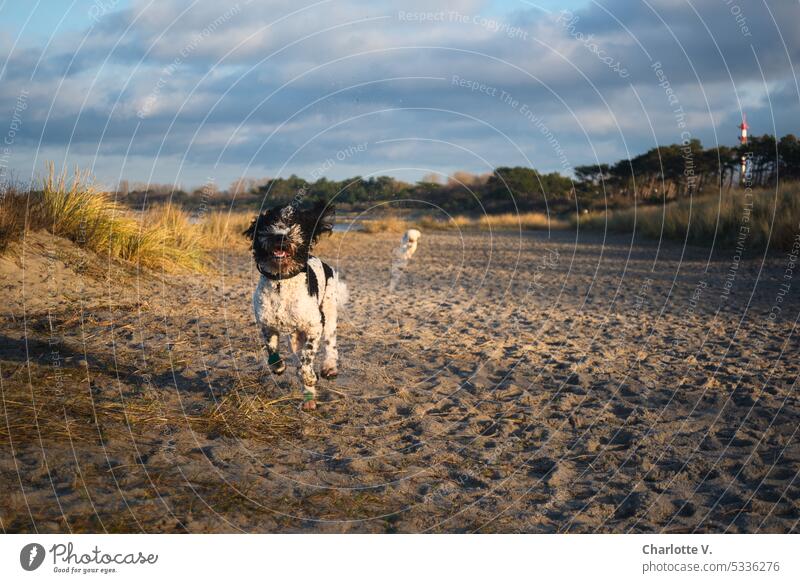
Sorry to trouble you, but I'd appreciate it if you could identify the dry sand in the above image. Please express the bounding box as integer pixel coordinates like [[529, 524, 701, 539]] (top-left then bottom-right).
[[1, 227, 798, 533]]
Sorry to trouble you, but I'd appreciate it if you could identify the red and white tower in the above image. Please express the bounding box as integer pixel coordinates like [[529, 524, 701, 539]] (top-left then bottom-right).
[[738, 113, 749, 180], [738, 113, 749, 145]]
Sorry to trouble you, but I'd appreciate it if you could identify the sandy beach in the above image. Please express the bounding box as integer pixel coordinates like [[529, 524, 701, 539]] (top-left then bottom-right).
[[1, 227, 798, 533]]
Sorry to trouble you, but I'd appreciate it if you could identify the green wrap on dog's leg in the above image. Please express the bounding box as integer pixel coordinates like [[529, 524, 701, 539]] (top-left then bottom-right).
[[267, 352, 285, 374]]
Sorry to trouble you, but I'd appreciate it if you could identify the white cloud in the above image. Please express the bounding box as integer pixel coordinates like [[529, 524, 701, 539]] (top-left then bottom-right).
[[0, 0, 797, 187]]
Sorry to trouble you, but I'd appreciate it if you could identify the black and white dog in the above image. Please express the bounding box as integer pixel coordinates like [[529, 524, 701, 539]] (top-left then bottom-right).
[[244, 201, 345, 411]]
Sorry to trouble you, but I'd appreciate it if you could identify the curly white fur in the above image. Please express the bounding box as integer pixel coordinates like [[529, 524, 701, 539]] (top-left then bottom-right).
[[253, 256, 343, 404]]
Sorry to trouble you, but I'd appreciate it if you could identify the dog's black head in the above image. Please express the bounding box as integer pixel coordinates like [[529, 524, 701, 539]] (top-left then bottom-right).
[[244, 201, 334, 278]]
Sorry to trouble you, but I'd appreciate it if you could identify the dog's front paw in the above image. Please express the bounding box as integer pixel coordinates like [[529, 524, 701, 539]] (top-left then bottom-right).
[[301, 390, 317, 411], [320, 365, 338, 379]]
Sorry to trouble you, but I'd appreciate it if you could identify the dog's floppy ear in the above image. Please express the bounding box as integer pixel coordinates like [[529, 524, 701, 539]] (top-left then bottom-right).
[[302, 200, 335, 245], [243, 211, 268, 240]]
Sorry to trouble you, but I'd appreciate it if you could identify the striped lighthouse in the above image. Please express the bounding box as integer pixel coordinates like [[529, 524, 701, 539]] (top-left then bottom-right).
[[738, 114, 749, 181]]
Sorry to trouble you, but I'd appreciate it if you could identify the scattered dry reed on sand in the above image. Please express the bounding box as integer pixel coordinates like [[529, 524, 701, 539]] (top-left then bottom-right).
[[198, 390, 300, 440], [0, 360, 297, 451]]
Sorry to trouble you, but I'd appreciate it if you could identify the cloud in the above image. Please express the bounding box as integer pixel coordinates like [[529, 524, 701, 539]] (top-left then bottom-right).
[[0, 0, 798, 189]]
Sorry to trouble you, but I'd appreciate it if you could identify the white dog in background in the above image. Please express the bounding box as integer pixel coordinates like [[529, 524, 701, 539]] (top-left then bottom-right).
[[389, 228, 421, 291]]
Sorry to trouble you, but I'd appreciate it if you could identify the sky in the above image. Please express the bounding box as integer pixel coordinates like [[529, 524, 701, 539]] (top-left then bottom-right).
[[1, 0, 798, 192]]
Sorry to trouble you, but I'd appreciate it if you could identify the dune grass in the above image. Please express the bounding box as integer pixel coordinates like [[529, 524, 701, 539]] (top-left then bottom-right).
[[196, 209, 254, 249], [0, 186, 30, 252], [577, 185, 800, 251], [0, 165, 261, 270], [44, 168, 211, 271], [0, 165, 207, 271]]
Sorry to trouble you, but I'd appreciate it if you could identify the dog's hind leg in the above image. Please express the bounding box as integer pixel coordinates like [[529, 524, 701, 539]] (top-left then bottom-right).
[[261, 325, 285, 374], [298, 329, 321, 411], [320, 283, 339, 379]]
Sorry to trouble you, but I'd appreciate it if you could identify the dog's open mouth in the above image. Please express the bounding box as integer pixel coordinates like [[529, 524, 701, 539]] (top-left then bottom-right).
[[272, 249, 288, 260]]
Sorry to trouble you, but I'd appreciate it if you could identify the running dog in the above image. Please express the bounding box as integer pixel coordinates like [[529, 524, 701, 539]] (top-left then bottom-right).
[[244, 201, 346, 411]]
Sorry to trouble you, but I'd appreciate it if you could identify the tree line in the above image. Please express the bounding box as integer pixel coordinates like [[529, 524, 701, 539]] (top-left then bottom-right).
[[119, 133, 800, 213]]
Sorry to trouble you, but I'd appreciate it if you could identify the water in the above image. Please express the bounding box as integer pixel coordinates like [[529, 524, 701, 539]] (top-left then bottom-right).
[[333, 223, 363, 233]]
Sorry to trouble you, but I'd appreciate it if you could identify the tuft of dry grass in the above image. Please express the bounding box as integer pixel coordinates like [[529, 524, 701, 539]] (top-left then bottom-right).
[[576, 184, 800, 251], [140, 206, 254, 252], [138, 203, 208, 270], [197, 390, 300, 440]]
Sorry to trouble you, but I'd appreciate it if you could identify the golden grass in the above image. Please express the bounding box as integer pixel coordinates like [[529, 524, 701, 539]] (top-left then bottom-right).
[[134, 203, 215, 270], [196, 209, 253, 249], [418, 211, 568, 231], [576, 185, 800, 251], [361, 212, 568, 233], [0, 164, 210, 271], [0, 165, 263, 270], [477, 212, 569, 231]]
